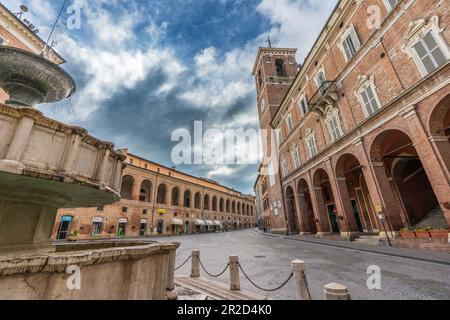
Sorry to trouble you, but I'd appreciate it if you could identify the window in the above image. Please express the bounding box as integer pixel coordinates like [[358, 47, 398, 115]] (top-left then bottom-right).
[[306, 131, 318, 158], [299, 96, 309, 116], [275, 59, 287, 77], [325, 107, 343, 142], [340, 25, 361, 62], [143, 209, 148, 215], [277, 128, 283, 147], [316, 71, 327, 95], [281, 159, 289, 177], [122, 207, 128, 213], [356, 76, 382, 118], [286, 113, 294, 133], [412, 31, 448, 75], [383, 0, 399, 11], [91, 219, 103, 237], [291, 148, 301, 170]]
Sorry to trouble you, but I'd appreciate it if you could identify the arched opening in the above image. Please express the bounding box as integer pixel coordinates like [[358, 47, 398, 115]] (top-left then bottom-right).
[[275, 59, 287, 77], [232, 201, 236, 213], [237, 202, 241, 215], [139, 180, 152, 202], [226, 200, 230, 213], [297, 179, 317, 234], [204, 194, 210, 210], [429, 94, 450, 177], [313, 169, 339, 233], [120, 175, 134, 200], [184, 190, 191, 208], [335, 154, 378, 233], [219, 198, 225, 212], [156, 184, 167, 204], [172, 187, 180, 206], [285, 186, 300, 234], [212, 196, 218, 211], [242, 203, 245, 215], [247, 205, 250, 216], [194, 192, 201, 209], [370, 129, 447, 230]]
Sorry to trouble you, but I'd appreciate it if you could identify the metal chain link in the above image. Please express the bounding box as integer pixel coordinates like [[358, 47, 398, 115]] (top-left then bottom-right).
[[238, 263, 294, 292], [199, 258, 230, 278], [175, 255, 192, 271]]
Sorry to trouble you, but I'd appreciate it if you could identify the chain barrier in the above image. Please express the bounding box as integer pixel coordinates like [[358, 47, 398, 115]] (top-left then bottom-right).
[[238, 263, 294, 292], [199, 258, 230, 278], [175, 255, 192, 271]]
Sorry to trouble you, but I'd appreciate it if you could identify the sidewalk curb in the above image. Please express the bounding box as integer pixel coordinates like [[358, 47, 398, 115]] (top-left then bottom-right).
[[253, 229, 450, 266]]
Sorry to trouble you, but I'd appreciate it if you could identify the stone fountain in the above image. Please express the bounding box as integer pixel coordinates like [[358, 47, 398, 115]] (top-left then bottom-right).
[[0, 47, 178, 300]]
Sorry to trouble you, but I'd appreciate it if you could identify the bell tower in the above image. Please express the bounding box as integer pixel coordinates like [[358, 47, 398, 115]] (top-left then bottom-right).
[[252, 46, 298, 233]]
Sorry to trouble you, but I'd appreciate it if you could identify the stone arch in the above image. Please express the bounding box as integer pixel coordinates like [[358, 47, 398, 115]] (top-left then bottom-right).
[[297, 178, 318, 234], [184, 190, 191, 208], [139, 180, 152, 202], [212, 196, 218, 211], [370, 129, 447, 230], [120, 175, 134, 200], [194, 192, 201, 209], [156, 184, 167, 204], [204, 194, 210, 210], [313, 168, 339, 233], [232, 201, 236, 213], [219, 198, 225, 212], [226, 199, 231, 213], [285, 186, 300, 234], [171, 187, 180, 206]]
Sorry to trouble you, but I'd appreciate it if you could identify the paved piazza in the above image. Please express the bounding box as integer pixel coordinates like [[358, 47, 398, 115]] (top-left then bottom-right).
[[171, 230, 450, 300]]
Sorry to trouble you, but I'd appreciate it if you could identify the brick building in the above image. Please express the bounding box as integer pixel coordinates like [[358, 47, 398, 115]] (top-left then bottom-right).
[[254, 0, 449, 243], [54, 150, 257, 240]]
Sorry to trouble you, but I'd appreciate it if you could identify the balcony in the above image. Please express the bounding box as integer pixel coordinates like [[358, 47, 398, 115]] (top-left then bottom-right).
[[308, 81, 339, 115]]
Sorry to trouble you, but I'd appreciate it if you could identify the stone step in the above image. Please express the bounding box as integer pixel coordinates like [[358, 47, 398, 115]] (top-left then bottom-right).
[[175, 276, 267, 301]]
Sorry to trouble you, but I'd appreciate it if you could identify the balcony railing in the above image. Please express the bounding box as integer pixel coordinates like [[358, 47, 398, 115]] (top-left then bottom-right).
[[308, 81, 338, 108]]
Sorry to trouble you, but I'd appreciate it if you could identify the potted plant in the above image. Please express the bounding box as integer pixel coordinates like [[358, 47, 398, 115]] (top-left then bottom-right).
[[68, 230, 79, 241], [414, 227, 431, 238], [429, 228, 449, 239], [399, 228, 416, 238]]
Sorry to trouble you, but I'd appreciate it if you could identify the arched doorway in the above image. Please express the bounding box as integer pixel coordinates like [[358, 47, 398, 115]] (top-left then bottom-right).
[[297, 179, 317, 234], [370, 129, 447, 230], [313, 169, 339, 234], [120, 175, 134, 200], [335, 154, 378, 233], [139, 180, 152, 202], [285, 186, 300, 234], [429, 94, 450, 178]]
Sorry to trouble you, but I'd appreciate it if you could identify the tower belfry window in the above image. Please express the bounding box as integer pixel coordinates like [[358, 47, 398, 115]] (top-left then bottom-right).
[[275, 59, 287, 77]]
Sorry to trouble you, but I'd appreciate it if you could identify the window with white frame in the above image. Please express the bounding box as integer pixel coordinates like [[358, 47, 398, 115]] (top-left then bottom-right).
[[298, 96, 309, 116], [340, 25, 361, 62], [325, 107, 343, 142], [383, 0, 399, 11], [281, 158, 289, 177], [286, 113, 294, 133], [355, 75, 382, 118], [316, 70, 327, 95], [291, 148, 301, 170], [306, 131, 318, 159], [404, 16, 450, 77], [0, 37, 4, 45], [277, 128, 283, 146]]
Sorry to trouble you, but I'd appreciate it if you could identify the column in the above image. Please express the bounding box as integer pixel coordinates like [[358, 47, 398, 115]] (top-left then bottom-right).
[[401, 106, 450, 227], [429, 136, 450, 182], [309, 169, 332, 236], [335, 177, 359, 233], [294, 184, 312, 235]]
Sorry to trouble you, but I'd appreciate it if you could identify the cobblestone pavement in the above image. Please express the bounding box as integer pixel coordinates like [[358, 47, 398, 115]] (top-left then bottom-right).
[[170, 229, 450, 300]]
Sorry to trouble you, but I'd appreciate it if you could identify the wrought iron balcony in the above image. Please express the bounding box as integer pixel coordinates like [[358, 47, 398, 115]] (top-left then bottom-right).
[[308, 80, 339, 114]]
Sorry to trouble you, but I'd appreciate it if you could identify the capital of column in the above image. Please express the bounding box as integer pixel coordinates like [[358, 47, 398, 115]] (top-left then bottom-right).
[[398, 105, 417, 119], [370, 161, 385, 168]]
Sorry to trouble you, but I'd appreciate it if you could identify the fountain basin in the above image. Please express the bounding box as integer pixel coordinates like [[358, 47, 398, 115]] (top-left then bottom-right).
[[0, 241, 179, 300], [0, 46, 76, 107]]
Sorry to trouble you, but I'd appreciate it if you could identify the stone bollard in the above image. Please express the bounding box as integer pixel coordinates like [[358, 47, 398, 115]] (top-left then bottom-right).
[[229, 256, 240, 291], [324, 283, 351, 300], [191, 250, 200, 278], [291, 260, 311, 300]]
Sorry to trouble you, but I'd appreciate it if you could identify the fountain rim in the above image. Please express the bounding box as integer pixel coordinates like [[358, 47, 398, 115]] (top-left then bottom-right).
[[0, 45, 77, 100]]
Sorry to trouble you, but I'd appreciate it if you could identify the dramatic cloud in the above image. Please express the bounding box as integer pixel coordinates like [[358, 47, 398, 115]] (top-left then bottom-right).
[[4, 0, 337, 194]]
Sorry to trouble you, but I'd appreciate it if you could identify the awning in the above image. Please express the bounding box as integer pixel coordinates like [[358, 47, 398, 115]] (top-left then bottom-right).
[[171, 219, 183, 226], [140, 219, 148, 224], [119, 218, 128, 223], [214, 221, 221, 226], [93, 217, 103, 223], [195, 219, 205, 226], [205, 220, 214, 226]]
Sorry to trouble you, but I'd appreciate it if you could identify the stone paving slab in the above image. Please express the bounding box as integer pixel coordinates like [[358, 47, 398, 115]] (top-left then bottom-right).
[[254, 230, 450, 266]]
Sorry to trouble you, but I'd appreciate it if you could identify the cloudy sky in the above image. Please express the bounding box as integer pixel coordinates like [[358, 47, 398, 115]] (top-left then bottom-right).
[[4, 0, 337, 194]]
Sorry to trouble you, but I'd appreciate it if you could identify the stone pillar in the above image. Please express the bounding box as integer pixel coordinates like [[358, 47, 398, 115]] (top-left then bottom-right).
[[297, 192, 313, 235], [401, 106, 450, 227], [166, 249, 176, 292], [310, 185, 332, 236], [191, 250, 200, 278], [324, 283, 351, 300], [292, 260, 311, 300], [95, 142, 113, 183], [229, 255, 240, 291], [335, 177, 359, 234], [429, 136, 450, 182], [61, 126, 87, 174]]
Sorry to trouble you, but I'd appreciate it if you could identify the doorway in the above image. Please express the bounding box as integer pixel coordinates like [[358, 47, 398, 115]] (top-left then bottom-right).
[[351, 200, 364, 232], [184, 221, 190, 234], [327, 205, 340, 233], [118, 222, 127, 238]]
